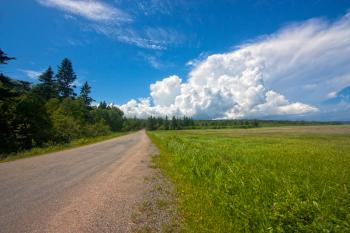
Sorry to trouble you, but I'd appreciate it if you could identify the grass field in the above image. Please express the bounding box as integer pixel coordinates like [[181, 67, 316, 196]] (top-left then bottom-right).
[[148, 126, 350, 232]]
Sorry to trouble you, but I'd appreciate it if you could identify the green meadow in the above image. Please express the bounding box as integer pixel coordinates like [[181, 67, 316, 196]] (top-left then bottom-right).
[[148, 126, 350, 232]]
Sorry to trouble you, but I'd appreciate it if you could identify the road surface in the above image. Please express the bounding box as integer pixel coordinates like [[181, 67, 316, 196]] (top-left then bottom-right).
[[0, 130, 157, 233]]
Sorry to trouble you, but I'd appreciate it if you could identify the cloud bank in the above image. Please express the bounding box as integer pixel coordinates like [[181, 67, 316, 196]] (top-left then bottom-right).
[[119, 12, 350, 119]]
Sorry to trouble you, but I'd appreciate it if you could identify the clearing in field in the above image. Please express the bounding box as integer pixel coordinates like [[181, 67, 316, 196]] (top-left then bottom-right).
[[148, 125, 350, 232]]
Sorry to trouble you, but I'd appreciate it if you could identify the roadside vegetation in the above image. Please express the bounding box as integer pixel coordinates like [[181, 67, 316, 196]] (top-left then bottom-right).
[[148, 126, 350, 232], [0, 49, 143, 159], [1, 131, 127, 162]]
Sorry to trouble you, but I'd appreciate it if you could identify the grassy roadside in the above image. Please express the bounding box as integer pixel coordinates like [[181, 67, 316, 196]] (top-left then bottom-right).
[[148, 126, 350, 232], [0, 131, 129, 163]]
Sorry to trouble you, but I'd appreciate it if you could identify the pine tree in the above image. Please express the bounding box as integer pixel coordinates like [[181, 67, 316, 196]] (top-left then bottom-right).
[[56, 58, 76, 98], [0, 49, 15, 65], [146, 116, 157, 130], [164, 115, 169, 130], [171, 116, 177, 130], [36, 66, 57, 100], [99, 101, 108, 109], [79, 81, 94, 107]]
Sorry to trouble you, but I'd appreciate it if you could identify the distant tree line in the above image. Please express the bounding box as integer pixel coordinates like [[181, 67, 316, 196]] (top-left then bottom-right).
[[144, 117, 259, 130], [146, 116, 195, 130], [122, 116, 262, 131], [143, 118, 338, 131], [0, 49, 142, 155]]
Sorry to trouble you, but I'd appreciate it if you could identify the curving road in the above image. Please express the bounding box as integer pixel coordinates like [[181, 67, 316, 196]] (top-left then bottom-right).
[[0, 130, 156, 233]]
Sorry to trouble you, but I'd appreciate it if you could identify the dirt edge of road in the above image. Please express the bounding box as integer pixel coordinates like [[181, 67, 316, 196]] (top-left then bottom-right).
[[130, 157, 182, 233]]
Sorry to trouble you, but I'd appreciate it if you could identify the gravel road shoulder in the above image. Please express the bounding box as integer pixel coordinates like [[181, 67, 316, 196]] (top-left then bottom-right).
[[130, 161, 182, 233]]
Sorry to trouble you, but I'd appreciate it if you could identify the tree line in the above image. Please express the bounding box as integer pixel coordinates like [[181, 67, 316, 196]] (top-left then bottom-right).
[[143, 117, 339, 131], [0, 49, 142, 155], [146, 116, 195, 130], [144, 117, 260, 130]]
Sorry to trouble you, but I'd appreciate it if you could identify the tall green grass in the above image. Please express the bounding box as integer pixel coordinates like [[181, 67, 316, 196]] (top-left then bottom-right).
[[148, 126, 350, 232]]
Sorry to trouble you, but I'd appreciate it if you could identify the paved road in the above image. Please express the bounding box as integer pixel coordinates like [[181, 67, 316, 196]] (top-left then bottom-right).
[[0, 130, 156, 233]]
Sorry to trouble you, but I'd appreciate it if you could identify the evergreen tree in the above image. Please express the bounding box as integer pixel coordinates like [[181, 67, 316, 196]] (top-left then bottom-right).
[[164, 115, 169, 130], [0, 49, 15, 65], [0, 50, 18, 152], [156, 117, 163, 129], [56, 58, 76, 98], [79, 81, 94, 107], [252, 119, 259, 127], [0, 49, 17, 99], [35, 66, 57, 100], [99, 101, 108, 109], [171, 116, 178, 130], [146, 116, 157, 130]]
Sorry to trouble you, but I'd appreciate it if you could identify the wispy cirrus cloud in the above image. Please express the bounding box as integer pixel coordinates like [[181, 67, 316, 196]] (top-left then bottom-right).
[[137, 51, 175, 70], [136, 0, 174, 16], [93, 26, 167, 50], [134, 0, 192, 16], [90, 24, 184, 50], [21, 68, 85, 87], [20, 69, 43, 80], [36, 0, 184, 50], [36, 0, 131, 22], [143, 55, 163, 69]]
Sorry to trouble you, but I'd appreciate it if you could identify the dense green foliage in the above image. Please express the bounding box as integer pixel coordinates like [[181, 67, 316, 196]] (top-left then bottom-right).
[[0, 50, 141, 157], [149, 126, 350, 232], [1, 131, 127, 163]]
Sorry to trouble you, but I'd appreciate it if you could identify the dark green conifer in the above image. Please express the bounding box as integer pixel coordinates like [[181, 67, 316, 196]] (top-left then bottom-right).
[[36, 66, 57, 100], [56, 58, 76, 98], [79, 81, 94, 107]]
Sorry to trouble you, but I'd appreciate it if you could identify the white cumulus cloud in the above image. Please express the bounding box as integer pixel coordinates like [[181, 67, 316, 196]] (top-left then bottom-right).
[[245, 13, 350, 104], [119, 12, 350, 119], [150, 75, 182, 106]]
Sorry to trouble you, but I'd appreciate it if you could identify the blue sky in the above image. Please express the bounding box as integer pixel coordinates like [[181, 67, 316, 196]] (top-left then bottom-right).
[[1, 0, 350, 120]]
